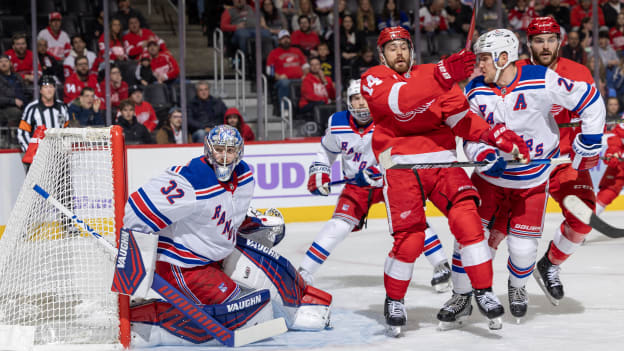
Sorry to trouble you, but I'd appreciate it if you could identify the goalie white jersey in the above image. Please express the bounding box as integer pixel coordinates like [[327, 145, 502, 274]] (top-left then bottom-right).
[[123, 156, 254, 268], [314, 110, 379, 183], [464, 64, 605, 189]]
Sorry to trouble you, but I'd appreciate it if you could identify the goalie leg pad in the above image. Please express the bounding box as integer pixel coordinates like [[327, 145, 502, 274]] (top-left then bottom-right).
[[112, 228, 158, 299], [130, 289, 273, 346], [223, 237, 333, 330], [291, 286, 332, 330]]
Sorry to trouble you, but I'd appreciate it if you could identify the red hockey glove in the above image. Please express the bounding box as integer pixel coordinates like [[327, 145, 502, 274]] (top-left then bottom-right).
[[433, 49, 476, 90], [571, 134, 602, 170], [482, 124, 530, 164], [22, 125, 47, 164], [603, 147, 622, 168], [307, 162, 331, 196]]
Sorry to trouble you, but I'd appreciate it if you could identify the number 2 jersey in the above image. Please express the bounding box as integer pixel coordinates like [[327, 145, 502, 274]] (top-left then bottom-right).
[[314, 110, 379, 184], [360, 64, 492, 164], [464, 64, 605, 189], [123, 156, 254, 268]]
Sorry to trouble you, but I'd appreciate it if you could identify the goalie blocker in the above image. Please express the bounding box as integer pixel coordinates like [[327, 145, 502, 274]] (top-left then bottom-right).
[[113, 227, 331, 347]]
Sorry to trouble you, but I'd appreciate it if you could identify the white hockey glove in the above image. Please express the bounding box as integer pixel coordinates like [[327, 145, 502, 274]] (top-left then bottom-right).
[[354, 166, 383, 187], [307, 162, 330, 196], [571, 133, 603, 170]]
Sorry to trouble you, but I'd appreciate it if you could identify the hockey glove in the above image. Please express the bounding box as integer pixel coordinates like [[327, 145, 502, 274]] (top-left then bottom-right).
[[482, 124, 531, 164], [433, 49, 476, 90], [354, 166, 383, 187], [571, 133, 603, 170], [308, 162, 331, 196], [476, 149, 507, 178]]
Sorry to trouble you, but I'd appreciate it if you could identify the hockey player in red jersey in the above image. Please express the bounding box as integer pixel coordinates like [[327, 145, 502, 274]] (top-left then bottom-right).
[[517, 17, 602, 306], [360, 26, 531, 335], [596, 123, 624, 215]]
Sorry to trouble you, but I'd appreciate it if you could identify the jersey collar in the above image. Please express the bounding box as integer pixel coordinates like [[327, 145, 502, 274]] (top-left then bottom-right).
[[348, 112, 374, 136]]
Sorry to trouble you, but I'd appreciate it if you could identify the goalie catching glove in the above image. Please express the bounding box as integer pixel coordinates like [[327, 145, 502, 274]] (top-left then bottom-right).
[[354, 166, 383, 187], [571, 134, 602, 170], [481, 124, 531, 164], [308, 162, 331, 196], [476, 149, 507, 178]]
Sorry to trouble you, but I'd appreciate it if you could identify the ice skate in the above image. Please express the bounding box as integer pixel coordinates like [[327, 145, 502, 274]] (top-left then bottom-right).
[[533, 255, 564, 306], [431, 261, 452, 293], [384, 297, 406, 337], [508, 280, 528, 323], [436, 292, 472, 330], [474, 288, 504, 330], [297, 267, 314, 286]]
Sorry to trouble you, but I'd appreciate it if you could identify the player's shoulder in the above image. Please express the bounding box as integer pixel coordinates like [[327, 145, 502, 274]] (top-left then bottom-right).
[[361, 64, 393, 79], [465, 76, 493, 100], [173, 155, 219, 189], [234, 160, 254, 187], [328, 110, 350, 130], [556, 57, 594, 83], [518, 64, 548, 82]]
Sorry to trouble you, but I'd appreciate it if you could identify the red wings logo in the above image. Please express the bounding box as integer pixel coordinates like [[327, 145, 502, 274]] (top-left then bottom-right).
[[394, 99, 436, 122]]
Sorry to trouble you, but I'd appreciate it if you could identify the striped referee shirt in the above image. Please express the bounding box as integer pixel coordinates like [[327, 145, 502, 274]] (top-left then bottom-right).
[[17, 99, 69, 152]]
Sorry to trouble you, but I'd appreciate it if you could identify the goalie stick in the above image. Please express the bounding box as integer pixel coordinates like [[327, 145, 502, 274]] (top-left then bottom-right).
[[378, 148, 571, 170], [563, 195, 624, 238], [32, 184, 287, 347]]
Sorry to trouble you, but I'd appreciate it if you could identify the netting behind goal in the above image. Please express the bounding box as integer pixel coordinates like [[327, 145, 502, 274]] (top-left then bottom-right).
[[0, 127, 130, 347]]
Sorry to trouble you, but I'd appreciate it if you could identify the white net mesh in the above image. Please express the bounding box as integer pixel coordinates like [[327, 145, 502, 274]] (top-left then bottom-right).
[[0, 128, 122, 345]]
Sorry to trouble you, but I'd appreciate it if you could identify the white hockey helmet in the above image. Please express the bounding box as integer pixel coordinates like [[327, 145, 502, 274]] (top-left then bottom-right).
[[204, 125, 244, 182], [474, 29, 519, 83], [346, 79, 371, 124]]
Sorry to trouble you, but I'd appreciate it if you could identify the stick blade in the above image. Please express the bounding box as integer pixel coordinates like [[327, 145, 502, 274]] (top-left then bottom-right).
[[563, 195, 624, 238], [378, 148, 394, 170], [233, 317, 288, 347]]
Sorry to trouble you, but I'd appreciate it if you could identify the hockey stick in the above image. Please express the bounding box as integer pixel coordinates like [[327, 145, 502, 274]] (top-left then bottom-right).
[[32, 184, 287, 347], [378, 148, 570, 170], [558, 118, 623, 128], [465, 0, 480, 50], [328, 173, 383, 186], [563, 195, 624, 238]]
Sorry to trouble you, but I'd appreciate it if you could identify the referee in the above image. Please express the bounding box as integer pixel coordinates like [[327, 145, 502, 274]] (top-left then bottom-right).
[[17, 75, 69, 154]]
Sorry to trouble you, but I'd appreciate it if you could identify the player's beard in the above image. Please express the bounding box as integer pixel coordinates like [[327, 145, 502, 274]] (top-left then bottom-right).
[[533, 48, 557, 67], [389, 58, 409, 74]]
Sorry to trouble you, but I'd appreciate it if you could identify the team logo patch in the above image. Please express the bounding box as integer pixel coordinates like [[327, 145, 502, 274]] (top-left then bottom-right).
[[244, 266, 251, 279], [400, 210, 411, 219], [342, 204, 350, 211], [218, 282, 228, 293]]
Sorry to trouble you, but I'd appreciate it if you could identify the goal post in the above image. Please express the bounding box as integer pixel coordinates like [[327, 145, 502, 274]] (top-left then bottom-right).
[[0, 126, 130, 349]]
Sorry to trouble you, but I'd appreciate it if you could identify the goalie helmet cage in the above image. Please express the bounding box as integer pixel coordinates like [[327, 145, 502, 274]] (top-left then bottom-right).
[[0, 127, 131, 349]]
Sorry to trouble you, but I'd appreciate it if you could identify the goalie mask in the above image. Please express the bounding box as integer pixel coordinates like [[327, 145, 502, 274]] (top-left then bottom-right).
[[474, 29, 519, 83], [204, 125, 244, 182], [346, 79, 371, 124]]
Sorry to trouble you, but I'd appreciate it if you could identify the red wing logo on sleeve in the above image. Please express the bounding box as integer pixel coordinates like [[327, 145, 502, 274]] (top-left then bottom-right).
[[387, 81, 436, 122]]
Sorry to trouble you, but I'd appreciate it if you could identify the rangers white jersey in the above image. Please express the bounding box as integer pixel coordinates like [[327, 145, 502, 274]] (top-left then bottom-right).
[[314, 110, 379, 185], [464, 64, 605, 189], [123, 156, 254, 268]]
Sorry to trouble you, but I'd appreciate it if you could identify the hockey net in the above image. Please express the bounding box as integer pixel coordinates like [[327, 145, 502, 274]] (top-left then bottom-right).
[[0, 127, 130, 348]]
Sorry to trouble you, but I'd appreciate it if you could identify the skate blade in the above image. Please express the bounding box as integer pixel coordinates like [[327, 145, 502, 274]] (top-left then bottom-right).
[[514, 317, 522, 324], [488, 317, 503, 330], [433, 280, 453, 293], [437, 315, 469, 331], [532, 272, 560, 306], [385, 325, 402, 337]]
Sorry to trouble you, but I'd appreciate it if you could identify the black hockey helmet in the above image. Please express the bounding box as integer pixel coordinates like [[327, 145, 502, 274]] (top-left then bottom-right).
[[39, 75, 56, 87]]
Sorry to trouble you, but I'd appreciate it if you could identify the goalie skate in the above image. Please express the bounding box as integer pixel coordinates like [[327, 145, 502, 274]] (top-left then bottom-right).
[[474, 288, 504, 330], [436, 292, 472, 331], [430, 262, 452, 293], [384, 297, 406, 337], [533, 255, 563, 306]]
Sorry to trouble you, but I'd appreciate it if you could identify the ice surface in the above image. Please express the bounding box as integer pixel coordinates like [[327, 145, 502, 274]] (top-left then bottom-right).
[[135, 212, 624, 350]]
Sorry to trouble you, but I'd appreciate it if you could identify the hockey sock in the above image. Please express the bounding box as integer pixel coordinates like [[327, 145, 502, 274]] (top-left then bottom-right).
[[299, 218, 354, 275], [423, 223, 447, 267], [597, 189, 617, 215], [450, 240, 472, 294], [459, 239, 493, 289], [384, 231, 424, 300], [595, 201, 606, 216], [548, 222, 587, 265], [507, 236, 538, 288]]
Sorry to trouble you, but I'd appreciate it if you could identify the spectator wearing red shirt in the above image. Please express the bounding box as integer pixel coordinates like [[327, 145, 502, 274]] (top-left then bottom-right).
[[266, 30, 307, 110], [128, 84, 158, 132], [123, 16, 167, 60], [97, 18, 127, 65], [609, 13, 624, 53], [4, 33, 42, 84], [299, 57, 335, 115], [508, 0, 537, 32], [220, 0, 273, 56], [63, 56, 101, 104], [147, 39, 179, 84], [571, 0, 605, 29], [224, 107, 255, 142], [291, 16, 320, 57], [99, 65, 128, 109], [37, 12, 71, 62]]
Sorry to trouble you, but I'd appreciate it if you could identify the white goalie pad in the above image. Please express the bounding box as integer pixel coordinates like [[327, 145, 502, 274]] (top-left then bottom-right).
[[124, 229, 160, 301]]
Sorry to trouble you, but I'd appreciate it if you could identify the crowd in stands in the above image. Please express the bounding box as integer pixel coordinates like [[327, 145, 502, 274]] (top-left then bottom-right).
[[3, 0, 624, 149]]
